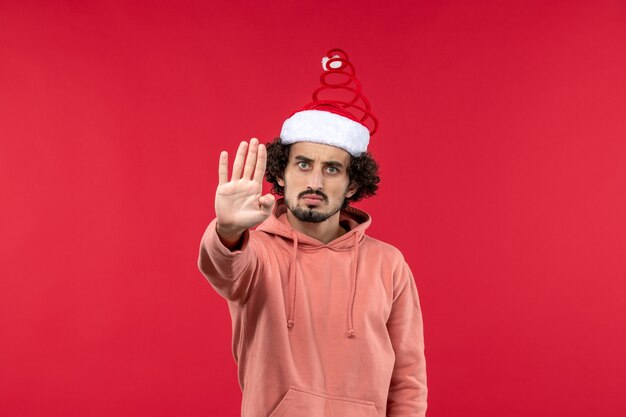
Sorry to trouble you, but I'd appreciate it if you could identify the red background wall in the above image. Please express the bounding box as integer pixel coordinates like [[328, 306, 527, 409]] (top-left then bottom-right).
[[1, 1, 625, 416]]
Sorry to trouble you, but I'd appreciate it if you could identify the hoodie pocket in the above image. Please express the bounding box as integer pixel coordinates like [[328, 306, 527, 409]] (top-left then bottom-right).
[[268, 386, 378, 417]]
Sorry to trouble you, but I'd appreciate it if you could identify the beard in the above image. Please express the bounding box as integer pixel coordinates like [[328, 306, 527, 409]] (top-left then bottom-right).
[[284, 188, 346, 223]]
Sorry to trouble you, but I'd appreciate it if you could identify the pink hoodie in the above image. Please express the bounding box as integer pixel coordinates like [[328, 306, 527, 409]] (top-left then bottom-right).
[[198, 200, 427, 416]]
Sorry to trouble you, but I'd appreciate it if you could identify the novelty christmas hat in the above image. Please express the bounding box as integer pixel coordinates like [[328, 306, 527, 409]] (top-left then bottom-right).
[[280, 49, 378, 156]]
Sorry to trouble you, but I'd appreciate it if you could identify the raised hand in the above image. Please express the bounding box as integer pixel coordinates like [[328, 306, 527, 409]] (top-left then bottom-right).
[[215, 138, 275, 246]]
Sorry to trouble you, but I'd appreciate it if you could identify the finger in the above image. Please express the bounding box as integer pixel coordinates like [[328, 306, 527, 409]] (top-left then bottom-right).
[[218, 151, 228, 185], [259, 193, 276, 212], [253, 143, 267, 184], [242, 138, 259, 180], [231, 141, 248, 181]]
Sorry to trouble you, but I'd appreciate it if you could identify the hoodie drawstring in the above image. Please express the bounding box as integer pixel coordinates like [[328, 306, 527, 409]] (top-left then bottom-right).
[[346, 233, 359, 338], [286, 231, 298, 329]]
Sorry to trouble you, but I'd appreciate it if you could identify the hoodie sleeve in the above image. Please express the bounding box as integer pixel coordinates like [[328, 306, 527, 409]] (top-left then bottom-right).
[[197, 218, 261, 303], [386, 260, 428, 417]]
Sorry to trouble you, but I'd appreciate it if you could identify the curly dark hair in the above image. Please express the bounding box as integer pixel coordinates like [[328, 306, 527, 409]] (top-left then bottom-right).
[[265, 138, 380, 209]]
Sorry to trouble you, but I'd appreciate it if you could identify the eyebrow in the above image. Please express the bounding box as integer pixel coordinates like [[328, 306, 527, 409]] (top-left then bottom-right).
[[294, 155, 345, 168]]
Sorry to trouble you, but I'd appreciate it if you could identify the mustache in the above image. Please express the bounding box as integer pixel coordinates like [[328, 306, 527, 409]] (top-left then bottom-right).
[[298, 189, 328, 202]]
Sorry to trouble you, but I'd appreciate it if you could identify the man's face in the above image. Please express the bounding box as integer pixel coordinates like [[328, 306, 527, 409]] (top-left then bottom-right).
[[278, 141, 356, 223]]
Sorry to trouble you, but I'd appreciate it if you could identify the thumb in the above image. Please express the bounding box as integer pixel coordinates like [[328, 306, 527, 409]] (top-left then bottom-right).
[[259, 193, 276, 212]]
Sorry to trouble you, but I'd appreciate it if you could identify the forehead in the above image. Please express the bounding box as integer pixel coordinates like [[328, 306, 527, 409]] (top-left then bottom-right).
[[288, 141, 351, 164]]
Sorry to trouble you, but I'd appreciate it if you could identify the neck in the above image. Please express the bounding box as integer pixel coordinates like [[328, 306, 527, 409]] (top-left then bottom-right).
[[285, 210, 346, 244]]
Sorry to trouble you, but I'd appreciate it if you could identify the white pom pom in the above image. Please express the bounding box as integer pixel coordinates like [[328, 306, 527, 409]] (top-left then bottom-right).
[[321, 54, 342, 71]]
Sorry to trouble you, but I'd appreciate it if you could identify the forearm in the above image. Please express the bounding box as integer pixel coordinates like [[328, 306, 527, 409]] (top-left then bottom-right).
[[198, 219, 257, 301]]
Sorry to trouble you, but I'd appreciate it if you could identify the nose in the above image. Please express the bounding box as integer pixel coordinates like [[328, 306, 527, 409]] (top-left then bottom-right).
[[306, 168, 323, 191]]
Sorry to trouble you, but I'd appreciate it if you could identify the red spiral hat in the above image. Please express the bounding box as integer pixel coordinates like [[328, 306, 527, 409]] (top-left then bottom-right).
[[280, 49, 378, 156]]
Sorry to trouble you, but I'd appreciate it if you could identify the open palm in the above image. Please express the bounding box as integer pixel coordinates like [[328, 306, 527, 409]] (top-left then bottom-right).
[[215, 138, 275, 234]]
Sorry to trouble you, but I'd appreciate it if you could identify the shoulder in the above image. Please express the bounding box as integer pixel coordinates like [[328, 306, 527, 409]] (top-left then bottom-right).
[[361, 234, 407, 265], [361, 234, 417, 298], [362, 233, 404, 255]]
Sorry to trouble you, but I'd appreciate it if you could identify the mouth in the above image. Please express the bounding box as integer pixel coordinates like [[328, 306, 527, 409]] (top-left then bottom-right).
[[300, 194, 325, 205]]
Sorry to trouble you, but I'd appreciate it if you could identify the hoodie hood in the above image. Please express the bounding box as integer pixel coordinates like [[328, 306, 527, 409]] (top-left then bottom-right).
[[256, 198, 371, 248], [256, 198, 372, 338]]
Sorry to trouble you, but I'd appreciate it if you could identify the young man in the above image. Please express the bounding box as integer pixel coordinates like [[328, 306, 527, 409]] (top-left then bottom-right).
[[198, 50, 427, 417]]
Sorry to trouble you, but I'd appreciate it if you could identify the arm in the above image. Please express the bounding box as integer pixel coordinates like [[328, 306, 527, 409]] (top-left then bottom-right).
[[386, 261, 428, 417], [197, 138, 275, 302]]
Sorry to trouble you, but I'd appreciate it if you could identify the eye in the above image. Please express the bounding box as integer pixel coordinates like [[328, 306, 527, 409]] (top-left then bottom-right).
[[297, 161, 310, 169], [326, 166, 339, 174]]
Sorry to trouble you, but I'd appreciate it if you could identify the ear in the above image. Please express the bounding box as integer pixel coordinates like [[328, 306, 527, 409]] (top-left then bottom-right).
[[346, 181, 358, 199], [277, 176, 285, 187]]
